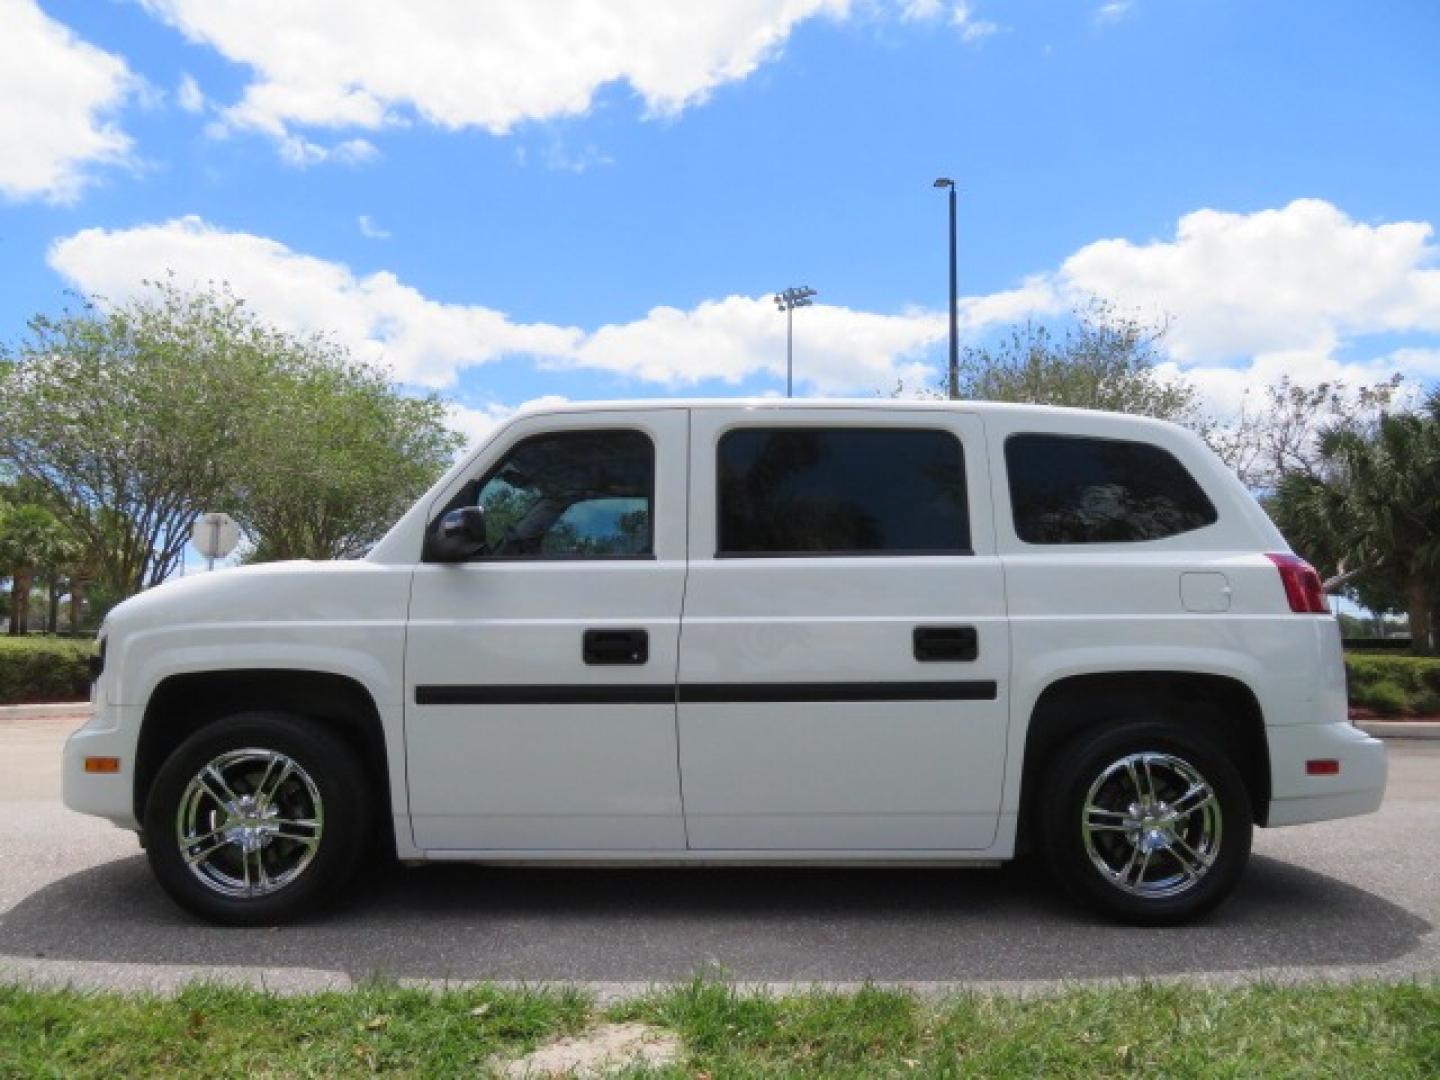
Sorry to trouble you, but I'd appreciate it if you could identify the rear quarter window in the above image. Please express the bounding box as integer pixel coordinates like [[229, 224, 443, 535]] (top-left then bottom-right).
[[1005, 433, 1218, 544]]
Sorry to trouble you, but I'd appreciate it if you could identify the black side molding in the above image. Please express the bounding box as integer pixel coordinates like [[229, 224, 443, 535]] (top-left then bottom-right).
[[679, 681, 997, 703], [415, 685, 673, 706], [415, 681, 998, 706]]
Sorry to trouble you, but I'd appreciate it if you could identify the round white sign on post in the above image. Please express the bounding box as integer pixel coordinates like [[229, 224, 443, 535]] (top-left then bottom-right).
[[191, 512, 241, 562]]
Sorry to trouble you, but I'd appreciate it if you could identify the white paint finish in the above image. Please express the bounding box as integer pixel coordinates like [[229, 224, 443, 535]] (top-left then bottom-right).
[[677, 408, 1009, 850], [100, 559, 413, 707], [61, 702, 140, 828], [1181, 571, 1232, 612], [405, 702, 686, 850], [1265, 722, 1388, 806], [677, 702, 1002, 849], [404, 409, 689, 851], [63, 398, 1387, 869]]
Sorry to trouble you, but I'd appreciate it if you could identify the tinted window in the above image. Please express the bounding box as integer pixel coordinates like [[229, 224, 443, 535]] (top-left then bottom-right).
[[473, 429, 653, 557], [718, 427, 969, 555], [1005, 433, 1217, 544]]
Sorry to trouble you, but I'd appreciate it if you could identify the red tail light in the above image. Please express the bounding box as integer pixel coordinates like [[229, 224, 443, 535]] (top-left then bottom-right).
[[1266, 553, 1329, 614]]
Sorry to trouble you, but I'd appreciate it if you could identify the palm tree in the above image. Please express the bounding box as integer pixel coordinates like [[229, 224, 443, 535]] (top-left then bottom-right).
[[0, 502, 75, 635], [1274, 394, 1440, 655]]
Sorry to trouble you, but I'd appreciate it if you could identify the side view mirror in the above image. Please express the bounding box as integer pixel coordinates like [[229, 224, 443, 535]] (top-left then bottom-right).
[[425, 505, 488, 562]]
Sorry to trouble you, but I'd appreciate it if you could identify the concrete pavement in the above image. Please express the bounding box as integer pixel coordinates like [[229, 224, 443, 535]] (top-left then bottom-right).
[[3, 712, 1437, 998]]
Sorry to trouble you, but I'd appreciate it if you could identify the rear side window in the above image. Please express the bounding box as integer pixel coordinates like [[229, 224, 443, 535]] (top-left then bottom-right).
[[1005, 433, 1217, 544], [718, 427, 970, 555]]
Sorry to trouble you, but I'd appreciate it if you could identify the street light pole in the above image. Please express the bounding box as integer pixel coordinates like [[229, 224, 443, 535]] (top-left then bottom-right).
[[773, 286, 817, 398], [785, 304, 794, 398], [933, 177, 959, 399]]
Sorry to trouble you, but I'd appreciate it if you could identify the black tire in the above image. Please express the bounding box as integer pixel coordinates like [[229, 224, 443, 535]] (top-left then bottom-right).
[[1038, 719, 1253, 926], [144, 712, 372, 926]]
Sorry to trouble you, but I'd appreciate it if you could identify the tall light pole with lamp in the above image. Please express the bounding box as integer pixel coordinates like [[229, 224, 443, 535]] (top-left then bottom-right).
[[933, 177, 959, 399], [773, 286, 817, 398]]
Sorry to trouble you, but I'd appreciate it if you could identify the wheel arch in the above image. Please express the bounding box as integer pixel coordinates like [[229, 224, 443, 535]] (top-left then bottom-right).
[[134, 669, 392, 832], [1016, 670, 1271, 850]]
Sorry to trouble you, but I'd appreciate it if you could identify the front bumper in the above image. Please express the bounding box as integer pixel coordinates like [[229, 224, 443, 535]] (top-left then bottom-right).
[[1265, 721, 1387, 827], [62, 701, 142, 830]]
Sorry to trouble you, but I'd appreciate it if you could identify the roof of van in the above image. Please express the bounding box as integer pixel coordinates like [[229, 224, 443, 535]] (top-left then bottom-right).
[[507, 397, 1186, 429]]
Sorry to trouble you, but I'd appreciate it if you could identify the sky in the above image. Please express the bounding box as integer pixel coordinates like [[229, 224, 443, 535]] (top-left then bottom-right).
[[2, 0, 1439, 447]]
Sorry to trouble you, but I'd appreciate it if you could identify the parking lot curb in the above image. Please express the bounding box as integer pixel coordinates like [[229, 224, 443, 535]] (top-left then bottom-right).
[[0, 702, 90, 720], [1356, 720, 1440, 740]]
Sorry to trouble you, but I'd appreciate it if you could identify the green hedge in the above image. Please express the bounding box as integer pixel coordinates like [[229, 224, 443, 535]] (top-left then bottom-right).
[[0, 637, 94, 706], [1345, 653, 1440, 717]]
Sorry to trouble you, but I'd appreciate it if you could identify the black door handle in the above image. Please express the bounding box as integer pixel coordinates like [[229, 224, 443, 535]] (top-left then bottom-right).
[[583, 628, 649, 665], [914, 625, 978, 662]]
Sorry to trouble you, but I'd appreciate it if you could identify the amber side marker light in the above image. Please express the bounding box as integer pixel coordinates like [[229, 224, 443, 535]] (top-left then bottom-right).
[[1306, 759, 1340, 776], [84, 757, 121, 774]]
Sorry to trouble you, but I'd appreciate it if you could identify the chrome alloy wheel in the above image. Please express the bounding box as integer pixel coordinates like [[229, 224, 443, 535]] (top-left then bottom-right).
[[175, 748, 324, 899], [1081, 751, 1222, 899]]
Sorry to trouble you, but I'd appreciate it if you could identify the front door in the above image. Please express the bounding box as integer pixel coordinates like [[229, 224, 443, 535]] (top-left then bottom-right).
[[676, 408, 1010, 851], [405, 409, 688, 852]]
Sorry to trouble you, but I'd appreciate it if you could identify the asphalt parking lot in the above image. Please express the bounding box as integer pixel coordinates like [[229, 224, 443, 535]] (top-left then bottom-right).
[[2, 713, 1437, 996]]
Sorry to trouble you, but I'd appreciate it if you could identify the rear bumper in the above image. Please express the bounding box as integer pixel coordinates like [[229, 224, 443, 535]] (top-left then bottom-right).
[[1265, 721, 1387, 827], [62, 702, 141, 830]]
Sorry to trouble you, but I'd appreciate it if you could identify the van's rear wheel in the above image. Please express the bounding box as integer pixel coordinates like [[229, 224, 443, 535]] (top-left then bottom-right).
[[144, 713, 370, 925], [1039, 720, 1252, 925]]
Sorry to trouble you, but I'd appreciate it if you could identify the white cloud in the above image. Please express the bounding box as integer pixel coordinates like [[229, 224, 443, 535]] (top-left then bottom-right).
[[176, 73, 205, 114], [48, 217, 582, 387], [46, 215, 952, 393], [902, 0, 1002, 40], [1097, 0, 1134, 22], [0, 0, 136, 202], [446, 396, 572, 448], [357, 215, 390, 240], [137, 0, 851, 157], [899, 0, 944, 19], [269, 133, 378, 168], [571, 295, 943, 392], [952, 2, 1001, 41], [542, 142, 615, 174], [44, 200, 1440, 406], [1158, 348, 1431, 421], [1059, 199, 1440, 364]]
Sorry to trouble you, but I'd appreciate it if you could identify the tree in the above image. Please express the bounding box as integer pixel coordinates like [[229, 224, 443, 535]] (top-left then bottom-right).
[[1, 285, 271, 593], [1, 281, 462, 590], [897, 299, 1203, 425], [0, 501, 74, 635], [1270, 394, 1440, 655], [1207, 375, 1404, 490], [233, 346, 462, 561]]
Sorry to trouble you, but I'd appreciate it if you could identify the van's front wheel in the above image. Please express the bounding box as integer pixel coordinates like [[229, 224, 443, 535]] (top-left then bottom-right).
[[144, 713, 370, 925], [1039, 721, 1252, 925]]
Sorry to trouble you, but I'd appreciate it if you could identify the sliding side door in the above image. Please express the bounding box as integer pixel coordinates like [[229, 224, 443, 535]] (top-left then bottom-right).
[[677, 407, 1009, 851]]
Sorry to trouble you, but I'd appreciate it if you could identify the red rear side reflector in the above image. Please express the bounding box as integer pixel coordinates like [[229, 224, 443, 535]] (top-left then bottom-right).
[[84, 756, 121, 774], [1266, 553, 1329, 613], [1306, 759, 1340, 776]]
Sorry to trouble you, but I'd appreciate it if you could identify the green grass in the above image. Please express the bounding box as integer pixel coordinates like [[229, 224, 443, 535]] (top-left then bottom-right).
[[0, 636, 94, 706], [0, 982, 590, 1079], [1, 980, 1435, 1078]]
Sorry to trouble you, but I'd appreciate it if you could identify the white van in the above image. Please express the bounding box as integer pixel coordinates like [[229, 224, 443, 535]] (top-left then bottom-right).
[[64, 400, 1387, 926]]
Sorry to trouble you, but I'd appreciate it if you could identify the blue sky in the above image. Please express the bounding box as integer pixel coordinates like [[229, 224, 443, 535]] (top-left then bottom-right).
[[3, 0, 1439, 442]]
